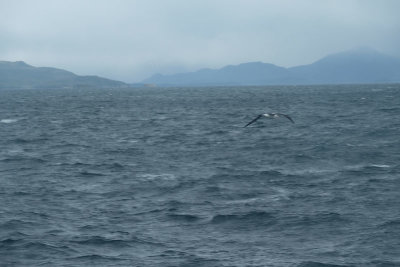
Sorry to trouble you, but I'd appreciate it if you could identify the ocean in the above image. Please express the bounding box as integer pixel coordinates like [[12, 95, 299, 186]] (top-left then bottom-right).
[[0, 84, 399, 266]]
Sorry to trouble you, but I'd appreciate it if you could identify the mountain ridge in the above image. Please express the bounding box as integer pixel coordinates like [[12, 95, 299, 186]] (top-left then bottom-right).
[[0, 61, 127, 89], [143, 48, 400, 86]]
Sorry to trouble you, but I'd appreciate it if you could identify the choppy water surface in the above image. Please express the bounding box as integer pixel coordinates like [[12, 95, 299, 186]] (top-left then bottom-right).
[[0, 85, 399, 266]]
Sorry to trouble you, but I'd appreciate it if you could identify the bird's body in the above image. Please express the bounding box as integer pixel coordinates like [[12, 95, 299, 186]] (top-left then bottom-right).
[[244, 113, 294, 127]]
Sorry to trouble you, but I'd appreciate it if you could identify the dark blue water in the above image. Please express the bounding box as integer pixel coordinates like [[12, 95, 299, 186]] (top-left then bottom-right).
[[0, 85, 399, 266]]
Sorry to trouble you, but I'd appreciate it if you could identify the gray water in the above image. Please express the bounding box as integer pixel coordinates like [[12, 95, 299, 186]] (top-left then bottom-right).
[[0, 84, 399, 266]]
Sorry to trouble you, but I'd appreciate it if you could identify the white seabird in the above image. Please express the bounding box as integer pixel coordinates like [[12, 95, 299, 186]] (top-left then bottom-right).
[[244, 113, 294, 127]]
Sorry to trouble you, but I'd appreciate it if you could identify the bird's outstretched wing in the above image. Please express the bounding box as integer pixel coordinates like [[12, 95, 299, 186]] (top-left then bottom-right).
[[278, 113, 294, 123], [244, 114, 263, 127]]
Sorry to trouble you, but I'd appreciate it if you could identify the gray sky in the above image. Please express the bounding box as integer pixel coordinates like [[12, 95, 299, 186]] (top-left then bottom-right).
[[1, 0, 399, 82]]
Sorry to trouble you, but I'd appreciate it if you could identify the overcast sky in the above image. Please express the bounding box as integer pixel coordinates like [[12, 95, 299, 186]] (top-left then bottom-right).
[[1, 0, 399, 82]]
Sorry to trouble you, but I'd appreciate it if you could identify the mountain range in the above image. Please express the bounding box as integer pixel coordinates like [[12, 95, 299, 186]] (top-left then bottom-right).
[[1, 47, 400, 89], [143, 47, 400, 86]]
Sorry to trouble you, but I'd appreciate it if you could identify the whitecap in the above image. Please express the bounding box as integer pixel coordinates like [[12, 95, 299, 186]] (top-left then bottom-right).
[[137, 173, 176, 181], [370, 164, 390, 168], [7, 147, 25, 154], [226, 198, 260, 205], [271, 187, 291, 200], [281, 167, 337, 176], [116, 138, 139, 143], [343, 164, 364, 171], [116, 115, 131, 121], [344, 163, 390, 171], [1, 119, 19, 124], [156, 115, 169, 120]]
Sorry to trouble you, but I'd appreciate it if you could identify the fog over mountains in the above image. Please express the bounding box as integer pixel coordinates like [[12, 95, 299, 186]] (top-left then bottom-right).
[[143, 47, 400, 86], [1, 47, 400, 89]]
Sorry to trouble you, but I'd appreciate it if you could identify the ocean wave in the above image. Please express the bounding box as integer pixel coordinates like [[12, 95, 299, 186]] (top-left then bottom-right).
[[64, 161, 92, 167], [10, 138, 30, 144], [107, 162, 126, 169], [210, 211, 276, 226], [280, 167, 338, 176], [20, 241, 71, 252], [79, 170, 106, 177], [70, 254, 117, 260], [341, 163, 391, 174], [0, 240, 77, 260], [378, 219, 400, 234], [297, 261, 353, 267], [1, 219, 36, 230], [156, 249, 221, 266], [9, 137, 50, 144], [1, 156, 46, 164], [287, 212, 350, 227], [167, 213, 202, 223], [0, 238, 22, 247], [71, 236, 132, 248], [378, 107, 400, 113], [68, 254, 132, 264], [380, 219, 400, 228], [368, 260, 400, 267], [207, 169, 285, 182], [71, 232, 164, 247]]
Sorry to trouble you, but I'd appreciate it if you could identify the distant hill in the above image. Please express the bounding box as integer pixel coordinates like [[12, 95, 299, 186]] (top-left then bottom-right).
[[0, 61, 127, 89], [143, 47, 400, 86]]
